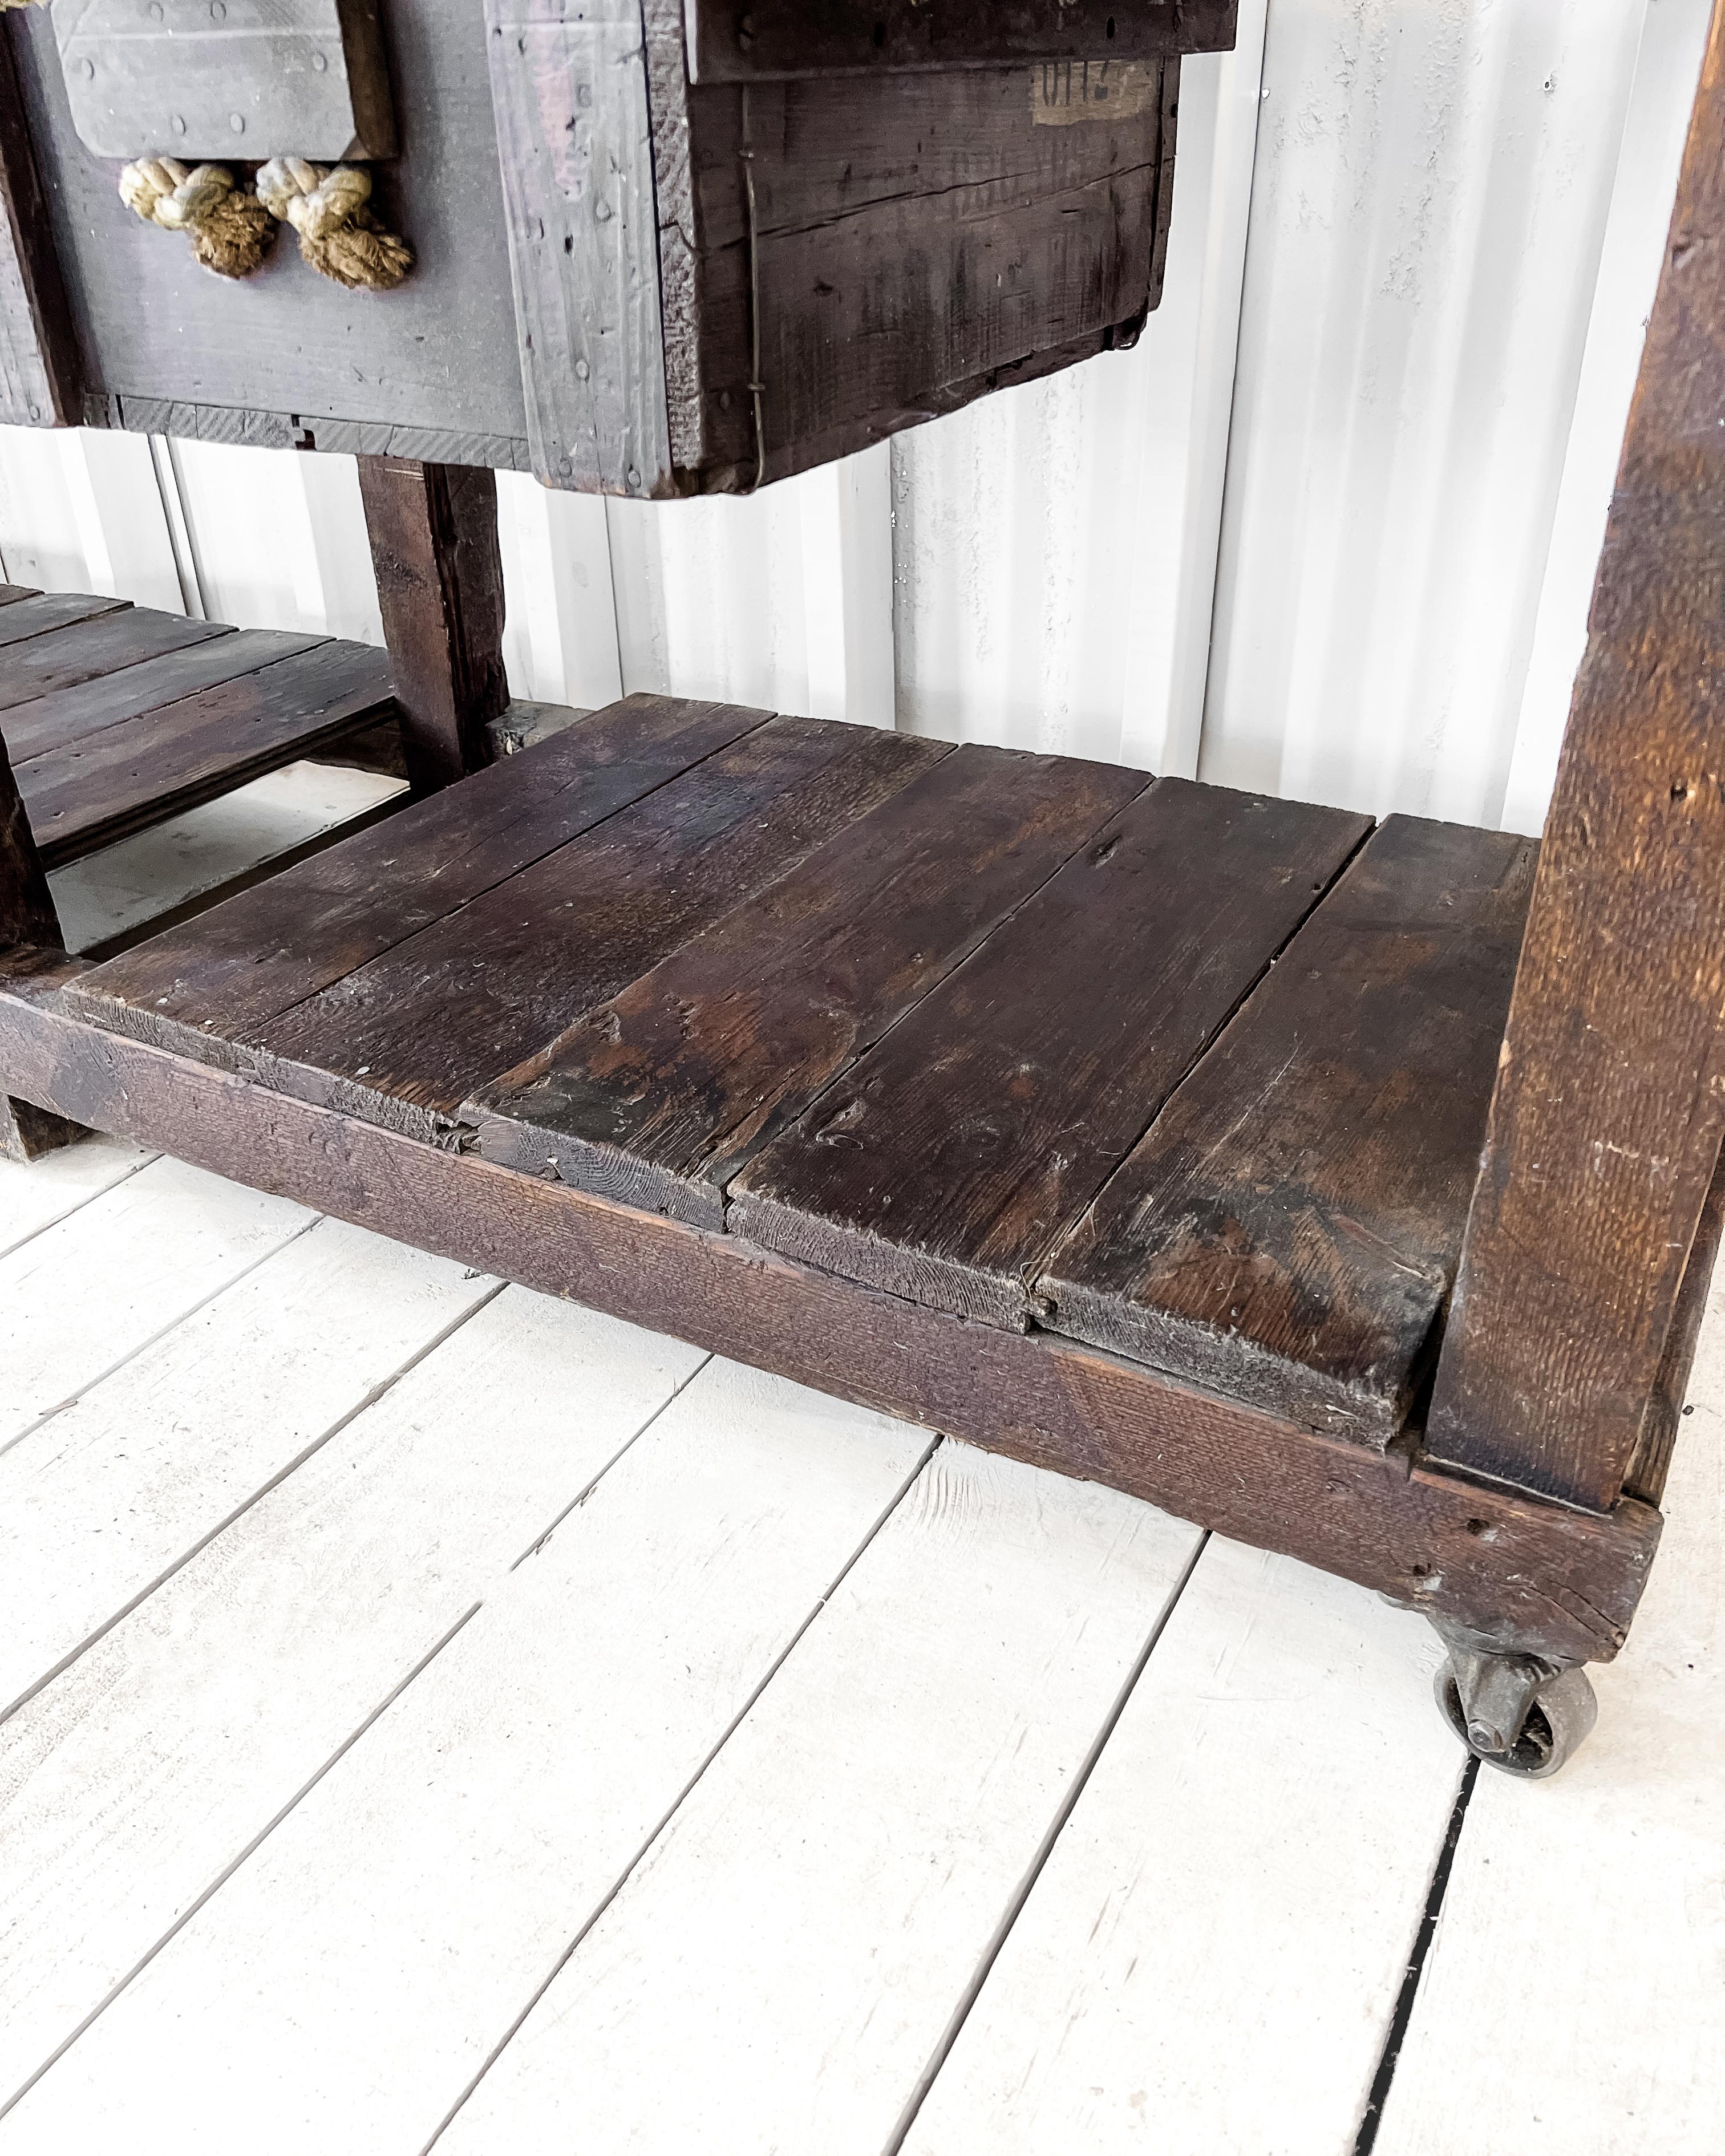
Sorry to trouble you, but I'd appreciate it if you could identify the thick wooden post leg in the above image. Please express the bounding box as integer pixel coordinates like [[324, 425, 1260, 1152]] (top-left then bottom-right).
[[0, 732, 83, 1162], [356, 457, 509, 794], [1427, 3, 1725, 1512]]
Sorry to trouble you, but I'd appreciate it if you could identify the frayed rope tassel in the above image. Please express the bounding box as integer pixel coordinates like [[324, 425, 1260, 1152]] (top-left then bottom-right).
[[118, 160, 274, 279], [256, 159, 413, 291]]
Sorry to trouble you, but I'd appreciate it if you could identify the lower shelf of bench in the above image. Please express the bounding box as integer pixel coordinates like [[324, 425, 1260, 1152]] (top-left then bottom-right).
[[0, 956, 1660, 1669]]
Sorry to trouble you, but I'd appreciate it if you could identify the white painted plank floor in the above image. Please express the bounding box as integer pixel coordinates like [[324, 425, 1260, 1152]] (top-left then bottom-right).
[[0, 1143, 1718, 2152]]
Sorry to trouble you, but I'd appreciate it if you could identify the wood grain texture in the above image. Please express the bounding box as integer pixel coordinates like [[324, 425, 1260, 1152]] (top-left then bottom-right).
[[0, 1092, 82, 1164], [0, 584, 39, 607], [0, 607, 230, 714], [687, 0, 1236, 78], [1427, 10, 1725, 1510], [0, 965, 1661, 1666], [1626, 1137, 1725, 1508], [0, 591, 129, 665], [244, 720, 947, 1142], [0, 23, 79, 429], [357, 458, 507, 792], [0, 714, 56, 951], [1, 627, 314, 765], [16, 641, 400, 869], [730, 780, 1367, 1327], [67, 695, 773, 1059], [1043, 818, 1537, 1446], [471, 741, 1143, 1226], [484, 0, 674, 495]]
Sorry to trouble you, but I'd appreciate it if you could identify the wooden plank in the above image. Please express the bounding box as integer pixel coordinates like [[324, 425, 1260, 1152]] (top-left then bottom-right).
[[731, 780, 1369, 1327], [471, 741, 1144, 1227], [1, 628, 319, 765], [1040, 819, 1537, 1446], [0, 1150, 310, 1450], [355, 458, 506, 791], [0, 973, 1661, 1667], [15, 641, 400, 869], [0, 707, 55, 951], [228, 719, 948, 1144], [0, 1216, 497, 1721], [901, 1539, 1461, 2156], [66, 695, 774, 1059], [0, 24, 80, 429], [434, 1441, 1197, 2154], [1630, 1138, 1725, 1505], [484, 0, 674, 495], [0, 1287, 710, 2113], [0, 1356, 927, 2138], [1426, 8, 1725, 1510], [0, 606, 229, 714], [0, 1130, 148, 1261], [1375, 1294, 1725, 2156], [687, 0, 1237, 78], [0, 591, 129, 663], [0, 585, 39, 606]]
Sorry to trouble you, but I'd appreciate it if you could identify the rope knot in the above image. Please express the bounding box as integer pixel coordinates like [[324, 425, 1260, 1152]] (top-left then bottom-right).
[[256, 156, 413, 290], [118, 158, 274, 278]]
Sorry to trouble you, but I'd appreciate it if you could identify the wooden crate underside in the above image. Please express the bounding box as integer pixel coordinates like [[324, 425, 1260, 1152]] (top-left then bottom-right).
[[0, 691, 1660, 1666]]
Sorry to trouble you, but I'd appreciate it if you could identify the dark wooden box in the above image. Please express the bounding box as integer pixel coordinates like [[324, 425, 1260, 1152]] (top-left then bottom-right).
[[0, 1, 1235, 495]]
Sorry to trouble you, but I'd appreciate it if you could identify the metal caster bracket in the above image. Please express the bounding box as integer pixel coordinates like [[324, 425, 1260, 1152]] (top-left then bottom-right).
[[1431, 1624, 1598, 1780]]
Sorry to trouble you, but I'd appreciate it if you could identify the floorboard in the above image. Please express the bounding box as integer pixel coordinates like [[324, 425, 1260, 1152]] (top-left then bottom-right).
[[0, 1157, 310, 1449], [0, 606, 225, 709], [0, 593, 130, 662], [0, 1361, 929, 2151], [0, 1217, 497, 1720], [0, 1288, 708, 2117]]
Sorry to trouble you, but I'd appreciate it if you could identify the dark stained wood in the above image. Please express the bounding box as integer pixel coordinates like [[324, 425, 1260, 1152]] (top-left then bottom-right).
[[15, 642, 400, 869], [0, 628, 319, 764], [0, 23, 80, 429], [471, 742, 1146, 1225], [356, 457, 508, 791], [730, 780, 1369, 1327], [0, 593, 130, 662], [0, 1089, 83, 1164], [0, 604, 229, 714], [687, 0, 1236, 77], [67, 696, 779, 1059], [1042, 818, 1538, 1446], [0, 699, 78, 1158], [245, 720, 948, 1141], [1627, 1138, 1725, 1507], [1427, 10, 1725, 1510], [0, 585, 38, 606], [0, 954, 1659, 1669]]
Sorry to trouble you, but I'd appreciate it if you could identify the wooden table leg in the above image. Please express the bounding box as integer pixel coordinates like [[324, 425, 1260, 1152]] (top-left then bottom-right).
[[356, 457, 509, 795], [1427, 1, 1725, 1511], [0, 731, 83, 1161]]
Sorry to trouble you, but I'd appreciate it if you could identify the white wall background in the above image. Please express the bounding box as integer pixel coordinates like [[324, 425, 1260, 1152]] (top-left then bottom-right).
[[0, 0, 1709, 837]]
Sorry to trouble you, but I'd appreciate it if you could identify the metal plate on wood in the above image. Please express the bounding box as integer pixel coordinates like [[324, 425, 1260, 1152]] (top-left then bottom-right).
[[55, 0, 395, 161], [686, 0, 1238, 80]]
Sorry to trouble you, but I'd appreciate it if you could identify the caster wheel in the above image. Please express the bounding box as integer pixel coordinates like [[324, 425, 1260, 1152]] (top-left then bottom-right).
[[1434, 1657, 1598, 1778]]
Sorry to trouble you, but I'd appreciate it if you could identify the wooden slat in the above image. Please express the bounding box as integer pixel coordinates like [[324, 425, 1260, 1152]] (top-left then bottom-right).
[[0, 591, 130, 662], [0, 1289, 707, 2113], [16, 641, 399, 868], [66, 695, 774, 1056], [0, 1356, 925, 2139], [0, 968, 1658, 1667], [901, 1541, 1461, 2156], [471, 742, 1145, 1227], [0, 26, 80, 429], [0, 585, 39, 607], [730, 779, 1369, 1327], [1, 628, 319, 765], [244, 719, 948, 1141], [0, 1130, 147, 1262], [1426, 6, 1725, 1509], [438, 1442, 1198, 2155], [1040, 818, 1537, 1446], [0, 603, 226, 708]]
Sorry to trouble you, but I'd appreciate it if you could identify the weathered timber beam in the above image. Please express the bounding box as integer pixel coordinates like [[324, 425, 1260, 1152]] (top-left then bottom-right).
[[1428, 2, 1725, 1510], [0, 735, 81, 1159], [0, 955, 1660, 1667]]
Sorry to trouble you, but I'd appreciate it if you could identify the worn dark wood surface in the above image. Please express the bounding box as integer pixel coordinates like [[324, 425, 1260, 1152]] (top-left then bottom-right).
[[730, 780, 1368, 1326], [0, 22, 80, 429], [0, 593, 130, 663], [1427, 10, 1725, 1511], [357, 458, 508, 792], [686, 0, 1236, 77], [0, 585, 38, 607], [67, 696, 778, 1059], [1044, 818, 1537, 1445], [15, 641, 399, 869], [0, 675, 75, 1156], [249, 720, 947, 1141], [0, 627, 317, 764], [0, 605, 229, 715], [472, 741, 1141, 1224], [1629, 1138, 1725, 1508], [0, 955, 1660, 1669]]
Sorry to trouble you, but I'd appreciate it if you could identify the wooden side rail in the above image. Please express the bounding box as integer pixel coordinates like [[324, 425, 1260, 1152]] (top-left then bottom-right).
[[1428, 1, 1725, 1512], [0, 716, 80, 1160]]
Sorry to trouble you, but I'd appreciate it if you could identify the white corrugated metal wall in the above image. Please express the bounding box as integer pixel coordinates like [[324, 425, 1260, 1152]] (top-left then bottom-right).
[[0, 0, 1708, 836]]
